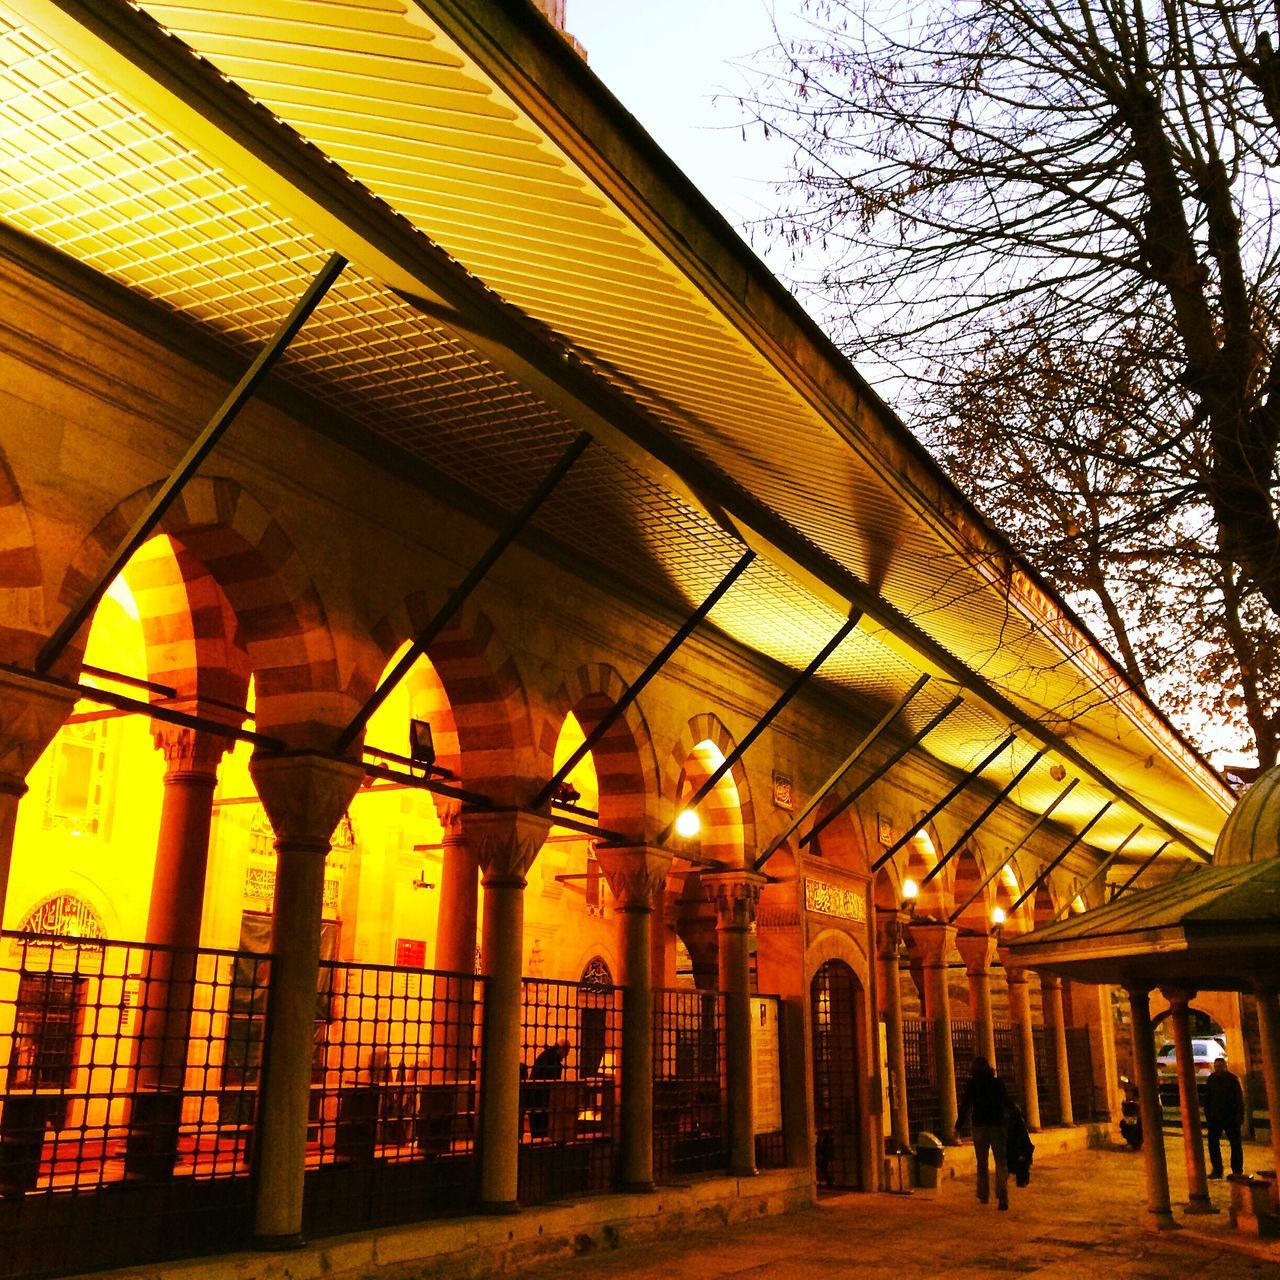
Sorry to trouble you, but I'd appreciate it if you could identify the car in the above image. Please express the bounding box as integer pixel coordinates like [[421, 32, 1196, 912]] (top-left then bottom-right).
[[1156, 1036, 1228, 1080]]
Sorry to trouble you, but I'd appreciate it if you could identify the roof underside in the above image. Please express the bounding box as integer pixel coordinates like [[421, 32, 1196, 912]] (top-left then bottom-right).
[[0, 0, 1235, 867]]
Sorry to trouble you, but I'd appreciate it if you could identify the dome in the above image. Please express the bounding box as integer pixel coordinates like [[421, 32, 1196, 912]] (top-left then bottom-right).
[[1214, 765, 1280, 865]]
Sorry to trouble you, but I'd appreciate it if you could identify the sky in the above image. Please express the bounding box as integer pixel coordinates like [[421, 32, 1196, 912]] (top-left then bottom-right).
[[568, 0, 803, 256]]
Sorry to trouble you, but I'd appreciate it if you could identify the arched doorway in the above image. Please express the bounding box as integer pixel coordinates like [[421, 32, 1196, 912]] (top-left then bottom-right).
[[811, 959, 863, 1188]]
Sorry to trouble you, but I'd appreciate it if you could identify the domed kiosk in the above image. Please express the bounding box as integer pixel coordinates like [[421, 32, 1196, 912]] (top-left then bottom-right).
[[1006, 770, 1280, 1232]]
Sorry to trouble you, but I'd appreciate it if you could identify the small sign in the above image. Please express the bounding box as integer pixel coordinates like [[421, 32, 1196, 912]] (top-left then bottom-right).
[[395, 938, 426, 968], [750, 997, 783, 1134], [772, 771, 794, 811], [877, 814, 893, 847]]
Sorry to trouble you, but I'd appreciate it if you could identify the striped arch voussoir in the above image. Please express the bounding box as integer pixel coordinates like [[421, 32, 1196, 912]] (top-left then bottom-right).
[[0, 447, 44, 667], [665, 712, 756, 853]]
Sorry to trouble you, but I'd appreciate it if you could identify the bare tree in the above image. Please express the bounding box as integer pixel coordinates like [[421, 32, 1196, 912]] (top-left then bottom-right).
[[747, 0, 1280, 759]]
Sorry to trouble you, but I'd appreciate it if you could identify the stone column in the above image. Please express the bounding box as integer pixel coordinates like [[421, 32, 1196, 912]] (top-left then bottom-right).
[[1163, 987, 1212, 1213], [956, 932, 998, 1068], [249, 753, 365, 1248], [432, 801, 480, 1076], [468, 810, 548, 1212], [1127, 985, 1177, 1229], [875, 909, 911, 1150], [1253, 984, 1280, 1181], [596, 844, 672, 1191], [703, 869, 765, 1177], [1040, 974, 1075, 1127], [910, 921, 958, 1143], [0, 669, 77, 922], [126, 722, 230, 1178], [1003, 961, 1042, 1131]]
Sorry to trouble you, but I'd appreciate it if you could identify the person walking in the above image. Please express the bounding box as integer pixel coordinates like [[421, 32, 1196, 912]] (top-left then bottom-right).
[[1204, 1056, 1245, 1178], [958, 1056, 1011, 1210]]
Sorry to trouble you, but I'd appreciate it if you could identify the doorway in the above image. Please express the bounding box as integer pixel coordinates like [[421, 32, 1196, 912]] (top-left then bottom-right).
[[810, 959, 863, 1188]]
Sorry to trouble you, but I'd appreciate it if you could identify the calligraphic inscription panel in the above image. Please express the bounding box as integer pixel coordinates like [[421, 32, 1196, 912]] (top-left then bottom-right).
[[804, 877, 866, 923]]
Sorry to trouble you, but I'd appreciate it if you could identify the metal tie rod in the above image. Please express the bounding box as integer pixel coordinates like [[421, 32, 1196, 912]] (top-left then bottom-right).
[[36, 252, 348, 674], [1052, 823, 1144, 920], [1112, 839, 1173, 897], [1008, 801, 1115, 916]]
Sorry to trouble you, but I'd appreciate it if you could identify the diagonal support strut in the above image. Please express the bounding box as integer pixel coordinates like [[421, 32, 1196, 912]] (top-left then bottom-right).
[[335, 432, 592, 754], [36, 251, 348, 674], [658, 612, 861, 845], [1052, 823, 1144, 920], [1007, 801, 1114, 916], [534, 549, 756, 810], [1112, 840, 1173, 897], [752, 674, 930, 872]]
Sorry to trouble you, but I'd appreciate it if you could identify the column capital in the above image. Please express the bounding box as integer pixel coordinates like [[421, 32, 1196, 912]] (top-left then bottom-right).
[[1160, 985, 1197, 1008], [152, 722, 231, 781], [908, 919, 956, 965], [875, 907, 908, 959], [248, 752, 365, 851], [432, 795, 464, 837], [1038, 971, 1063, 992], [956, 932, 998, 976], [0, 668, 77, 786], [462, 809, 550, 883], [594, 844, 672, 911], [701, 869, 766, 929]]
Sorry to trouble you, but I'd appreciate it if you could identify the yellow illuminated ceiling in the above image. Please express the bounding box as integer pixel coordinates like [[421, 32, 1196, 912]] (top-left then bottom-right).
[[0, 0, 1235, 865]]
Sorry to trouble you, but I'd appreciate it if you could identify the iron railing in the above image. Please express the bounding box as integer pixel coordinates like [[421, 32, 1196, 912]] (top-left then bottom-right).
[[1032, 1027, 1063, 1128], [901, 1017, 941, 1141], [993, 1021, 1018, 1094], [303, 961, 483, 1235], [1065, 1027, 1096, 1122], [517, 976, 621, 1204], [0, 932, 269, 1279], [653, 988, 728, 1182]]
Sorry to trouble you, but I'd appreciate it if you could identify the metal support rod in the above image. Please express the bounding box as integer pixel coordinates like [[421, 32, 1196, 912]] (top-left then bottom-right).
[[35, 252, 348, 674], [1008, 802, 1114, 915], [336, 432, 592, 753], [1051, 823, 1144, 920], [1113, 840, 1173, 896], [534, 549, 756, 810], [948, 779, 1080, 922], [871, 733, 1017, 873], [801, 695, 965, 849], [753, 674, 930, 871], [80, 664, 177, 699], [658, 613, 861, 845], [358, 759, 491, 808], [920, 749, 1046, 886]]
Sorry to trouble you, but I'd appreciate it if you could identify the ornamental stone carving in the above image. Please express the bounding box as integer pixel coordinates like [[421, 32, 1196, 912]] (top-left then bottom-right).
[[0, 669, 76, 788], [804, 875, 867, 923], [593, 844, 671, 910], [463, 809, 550, 884], [151, 724, 230, 781], [702, 869, 765, 930], [248, 753, 365, 852]]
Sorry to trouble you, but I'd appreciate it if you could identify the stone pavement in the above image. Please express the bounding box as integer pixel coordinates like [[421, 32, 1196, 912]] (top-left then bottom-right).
[[519, 1137, 1279, 1279]]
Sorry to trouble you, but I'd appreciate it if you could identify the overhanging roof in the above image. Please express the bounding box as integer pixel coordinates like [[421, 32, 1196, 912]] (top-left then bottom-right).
[[0, 0, 1235, 864], [1005, 859, 1280, 988]]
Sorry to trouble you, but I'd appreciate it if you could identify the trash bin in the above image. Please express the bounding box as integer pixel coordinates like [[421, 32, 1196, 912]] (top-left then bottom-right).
[[914, 1131, 945, 1190]]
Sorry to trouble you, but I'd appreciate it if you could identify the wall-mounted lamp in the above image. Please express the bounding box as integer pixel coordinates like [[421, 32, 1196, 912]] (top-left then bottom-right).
[[901, 877, 919, 914], [675, 808, 701, 840], [991, 905, 1006, 934], [409, 718, 436, 769]]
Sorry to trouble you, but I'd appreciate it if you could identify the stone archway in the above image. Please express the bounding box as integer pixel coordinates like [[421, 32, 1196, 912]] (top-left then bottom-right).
[[810, 958, 864, 1189]]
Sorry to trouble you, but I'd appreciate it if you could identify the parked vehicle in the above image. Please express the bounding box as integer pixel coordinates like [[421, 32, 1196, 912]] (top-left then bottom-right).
[[1155, 1037, 1228, 1080]]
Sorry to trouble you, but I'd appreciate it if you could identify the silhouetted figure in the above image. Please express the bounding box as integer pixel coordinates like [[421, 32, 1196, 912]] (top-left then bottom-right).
[[1006, 1102, 1035, 1187], [1205, 1056, 1245, 1178], [958, 1056, 1011, 1209], [1119, 1080, 1143, 1151], [527, 1037, 571, 1140]]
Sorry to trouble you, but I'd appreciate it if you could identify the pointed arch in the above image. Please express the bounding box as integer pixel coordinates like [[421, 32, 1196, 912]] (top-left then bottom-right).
[[0, 447, 44, 667]]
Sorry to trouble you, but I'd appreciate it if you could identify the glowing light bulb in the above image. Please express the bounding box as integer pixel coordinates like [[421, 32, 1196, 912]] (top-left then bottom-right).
[[991, 906, 1007, 926], [674, 809, 701, 839], [901, 878, 919, 902]]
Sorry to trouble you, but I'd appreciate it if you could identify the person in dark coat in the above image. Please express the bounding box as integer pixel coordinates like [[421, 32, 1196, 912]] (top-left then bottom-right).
[[957, 1056, 1011, 1209], [527, 1037, 571, 1140], [1006, 1102, 1035, 1187], [1204, 1056, 1245, 1178]]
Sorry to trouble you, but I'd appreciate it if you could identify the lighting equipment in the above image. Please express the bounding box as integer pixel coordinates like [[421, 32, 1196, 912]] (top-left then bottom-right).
[[408, 718, 435, 769], [674, 808, 701, 839]]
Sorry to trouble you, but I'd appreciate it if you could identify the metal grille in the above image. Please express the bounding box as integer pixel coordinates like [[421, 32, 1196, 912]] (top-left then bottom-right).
[[302, 962, 483, 1234], [951, 1018, 979, 1088], [902, 1018, 941, 1142], [517, 977, 620, 1204], [653, 988, 726, 1182], [1032, 1027, 1063, 1128], [811, 963, 862, 1187], [0, 932, 268, 1279], [1065, 1028, 1096, 1122], [993, 1022, 1018, 1093]]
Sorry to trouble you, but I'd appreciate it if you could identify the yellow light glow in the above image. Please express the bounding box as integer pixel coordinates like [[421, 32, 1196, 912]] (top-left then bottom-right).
[[991, 905, 1006, 926], [1071, 895, 1086, 914], [103, 574, 139, 621], [674, 809, 701, 839], [901, 878, 919, 901]]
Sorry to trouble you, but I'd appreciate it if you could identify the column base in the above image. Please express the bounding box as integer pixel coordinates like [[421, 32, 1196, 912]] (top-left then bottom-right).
[[1147, 1210, 1180, 1231], [1183, 1198, 1218, 1215], [254, 1233, 304, 1251], [618, 1180, 657, 1194], [478, 1200, 521, 1215], [730, 1165, 758, 1179]]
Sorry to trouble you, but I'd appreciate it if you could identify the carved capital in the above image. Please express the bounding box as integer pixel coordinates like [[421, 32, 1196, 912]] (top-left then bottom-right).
[[0, 669, 76, 785], [463, 809, 550, 884], [1039, 972, 1063, 993], [1160, 985, 1195, 1008], [875, 908, 907, 961], [702, 869, 766, 931], [956, 932, 998, 977], [152, 724, 229, 781], [432, 797, 464, 840], [998, 946, 1027, 982], [248, 753, 365, 852], [909, 920, 956, 967], [594, 844, 672, 911]]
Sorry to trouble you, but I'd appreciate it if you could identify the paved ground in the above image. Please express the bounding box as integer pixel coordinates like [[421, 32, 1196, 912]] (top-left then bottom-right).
[[521, 1137, 1278, 1279]]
